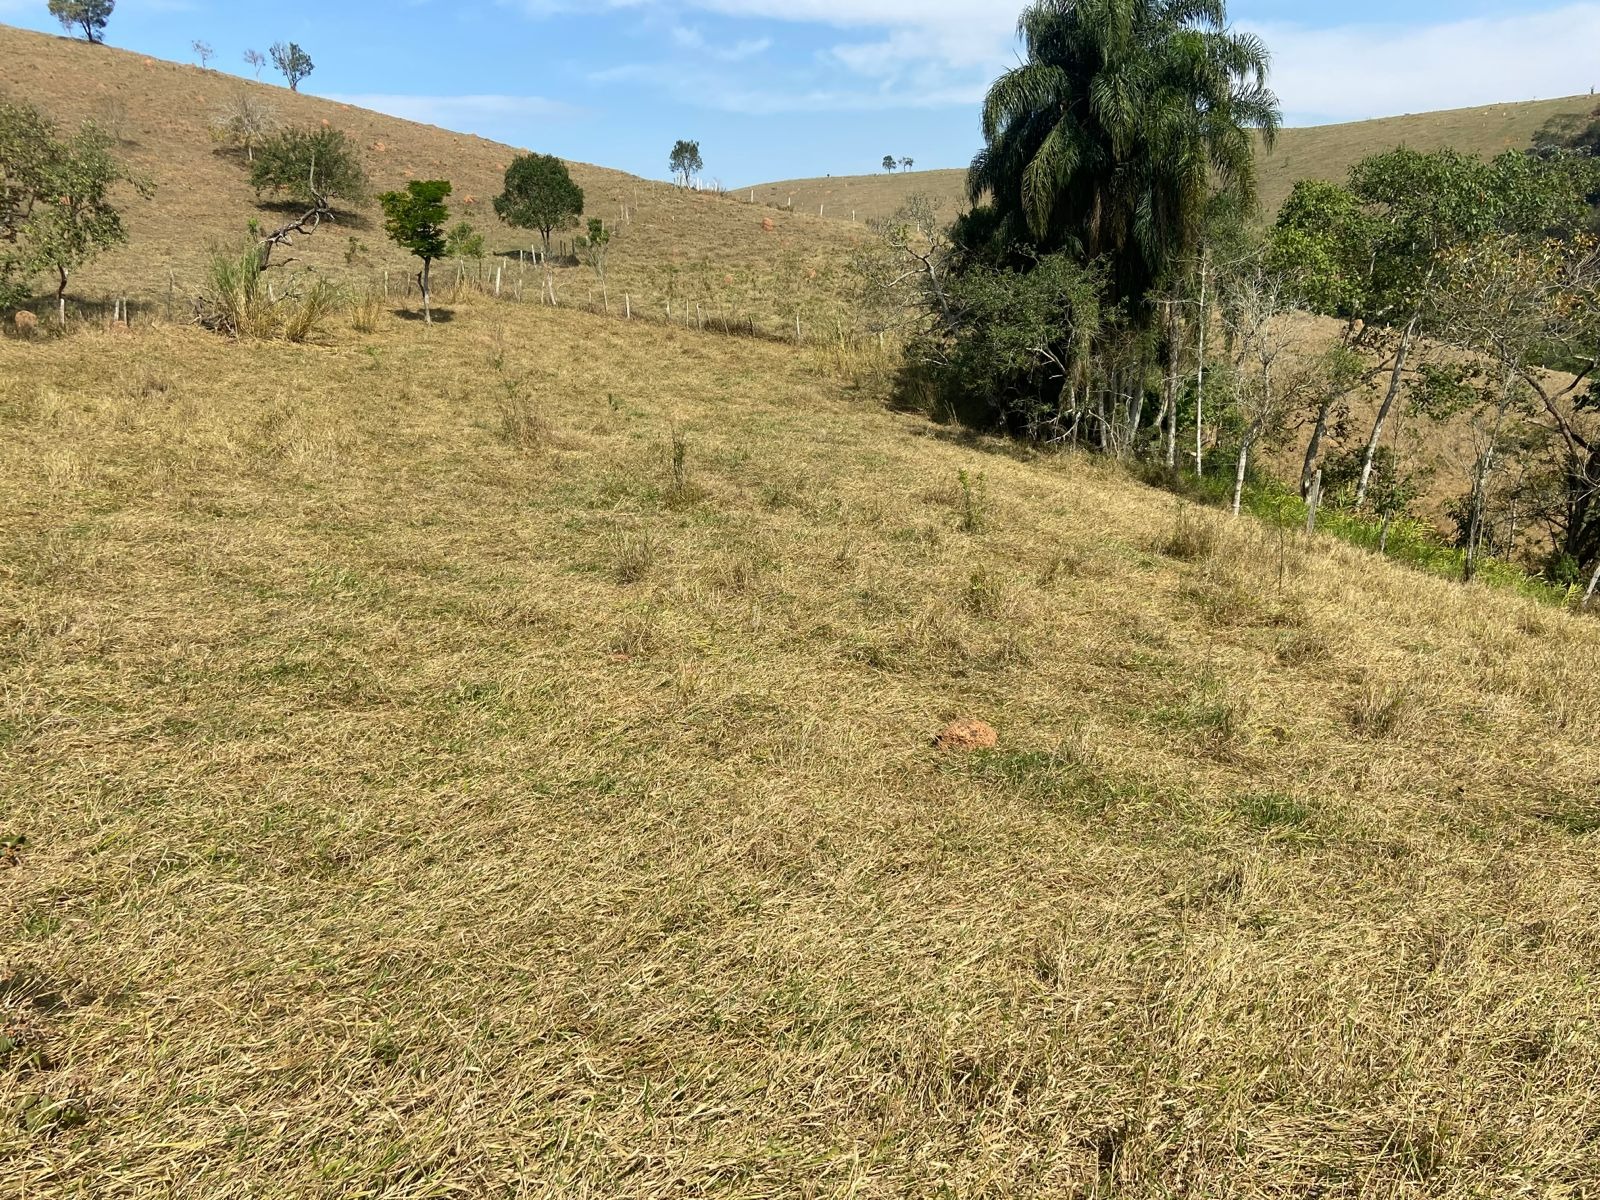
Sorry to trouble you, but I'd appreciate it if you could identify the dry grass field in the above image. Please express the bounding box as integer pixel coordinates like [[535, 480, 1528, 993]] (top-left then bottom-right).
[[5, 285, 1600, 1196], [751, 94, 1600, 225], [6, 23, 1600, 1197], [0, 23, 859, 333]]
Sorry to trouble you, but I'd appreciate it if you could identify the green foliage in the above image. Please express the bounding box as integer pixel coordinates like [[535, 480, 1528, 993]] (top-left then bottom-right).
[[249, 127, 368, 207], [967, 0, 1280, 316], [955, 469, 988, 534], [669, 139, 703, 187], [0, 100, 149, 309], [380, 180, 452, 265], [196, 243, 338, 341], [914, 251, 1106, 436], [1278, 148, 1600, 328], [493, 153, 583, 253], [576, 217, 611, 282], [269, 42, 313, 92], [445, 221, 484, 261], [1531, 103, 1600, 162], [48, 0, 112, 43]]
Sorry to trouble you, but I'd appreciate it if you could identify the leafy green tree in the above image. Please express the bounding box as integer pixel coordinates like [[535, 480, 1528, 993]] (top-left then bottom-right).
[[575, 216, 611, 306], [967, 0, 1279, 317], [493, 153, 583, 258], [380, 179, 451, 324], [882, 155, 896, 173], [1276, 148, 1599, 507], [249, 127, 368, 207], [668, 140, 702, 187], [0, 101, 57, 309], [1532, 103, 1600, 162], [445, 220, 484, 262], [915, 251, 1106, 437], [48, 0, 113, 43], [269, 42, 313, 92], [0, 100, 149, 320]]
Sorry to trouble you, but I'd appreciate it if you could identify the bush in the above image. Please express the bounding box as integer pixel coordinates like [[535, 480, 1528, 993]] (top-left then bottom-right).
[[196, 244, 338, 342], [249, 127, 368, 208]]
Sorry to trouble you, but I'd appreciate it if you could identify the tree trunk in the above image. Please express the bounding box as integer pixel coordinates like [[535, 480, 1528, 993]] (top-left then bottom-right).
[[1464, 373, 1515, 583], [1194, 261, 1208, 477], [1379, 510, 1394, 554], [56, 265, 68, 327], [1232, 436, 1251, 517], [1584, 558, 1600, 609], [1164, 302, 1181, 470], [420, 261, 432, 325], [1300, 390, 1337, 497], [1355, 317, 1419, 508]]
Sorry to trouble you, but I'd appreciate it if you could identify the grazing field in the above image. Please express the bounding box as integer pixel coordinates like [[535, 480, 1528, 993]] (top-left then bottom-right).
[[0, 23, 858, 334], [750, 93, 1600, 225], [4, 291, 1600, 1196]]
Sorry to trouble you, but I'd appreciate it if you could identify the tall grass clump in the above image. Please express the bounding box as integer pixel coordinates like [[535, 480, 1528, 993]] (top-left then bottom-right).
[[196, 244, 339, 343]]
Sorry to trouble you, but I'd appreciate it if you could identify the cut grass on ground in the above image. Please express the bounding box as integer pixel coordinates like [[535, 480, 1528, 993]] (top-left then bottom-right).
[[4, 295, 1600, 1196]]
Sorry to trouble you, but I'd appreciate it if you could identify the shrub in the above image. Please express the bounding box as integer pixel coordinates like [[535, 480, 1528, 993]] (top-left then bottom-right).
[[196, 244, 338, 342], [1157, 505, 1218, 561], [250, 127, 368, 207]]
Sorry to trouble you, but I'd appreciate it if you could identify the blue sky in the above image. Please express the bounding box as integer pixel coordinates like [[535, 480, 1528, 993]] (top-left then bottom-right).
[[3, 0, 1598, 183]]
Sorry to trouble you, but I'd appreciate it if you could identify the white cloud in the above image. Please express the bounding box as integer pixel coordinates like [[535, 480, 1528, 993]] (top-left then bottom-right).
[[668, 25, 772, 61], [1249, 4, 1600, 125], [513, 0, 1600, 120]]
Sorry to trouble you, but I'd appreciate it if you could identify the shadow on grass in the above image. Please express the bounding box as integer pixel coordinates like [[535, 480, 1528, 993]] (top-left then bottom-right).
[[390, 308, 457, 324]]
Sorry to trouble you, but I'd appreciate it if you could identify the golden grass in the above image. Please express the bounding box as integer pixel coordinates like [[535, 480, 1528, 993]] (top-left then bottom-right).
[[4, 296, 1600, 1196], [751, 94, 1600, 223], [0, 23, 861, 336]]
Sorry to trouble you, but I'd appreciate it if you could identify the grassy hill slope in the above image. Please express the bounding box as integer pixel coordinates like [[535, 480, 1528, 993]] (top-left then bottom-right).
[[4, 286, 1600, 1196], [0, 23, 856, 328], [751, 93, 1599, 225], [5, 26, 1600, 1195]]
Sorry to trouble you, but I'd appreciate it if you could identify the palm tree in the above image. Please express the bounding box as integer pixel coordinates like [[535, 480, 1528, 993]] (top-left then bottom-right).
[[969, 0, 1280, 318]]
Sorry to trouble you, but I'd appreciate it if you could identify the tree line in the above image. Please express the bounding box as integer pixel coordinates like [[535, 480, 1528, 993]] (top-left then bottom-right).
[[857, 0, 1600, 605]]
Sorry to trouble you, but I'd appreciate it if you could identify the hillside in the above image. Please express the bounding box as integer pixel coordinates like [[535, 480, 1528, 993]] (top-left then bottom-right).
[[6, 25, 1600, 1197], [0, 23, 858, 329], [5, 274, 1600, 1197], [750, 93, 1600, 225]]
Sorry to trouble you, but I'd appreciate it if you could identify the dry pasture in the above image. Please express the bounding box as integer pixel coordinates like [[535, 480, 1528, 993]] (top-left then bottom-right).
[[3, 293, 1600, 1196]]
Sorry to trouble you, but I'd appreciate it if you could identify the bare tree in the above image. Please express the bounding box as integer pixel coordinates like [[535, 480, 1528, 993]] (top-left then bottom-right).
[[210, 92, 276, 163], [243, 49, 266, 78], [191, 40, 214, 69]]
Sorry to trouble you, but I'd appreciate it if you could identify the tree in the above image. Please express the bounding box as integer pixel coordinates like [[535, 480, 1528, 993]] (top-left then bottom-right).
[[380, 180, 451, 324], [900, 157, 914, 172], [1436, 232, 1600, 581], [493, 152, 583, 258], [1278, 148, 1600, 509], [968, 0, 1279, 320], [882, 155, 896, 173], [270, 42, 313, 92], [1532, 104, 1600, 162], [211, 93, 276, 163], [192, 40, 214, 69], [47, 0, 112, 44], [576, 216, 611, 307], [445, 220, 484, 262], [669, 140, 702, 188], [0, 101, 150, 321], [249, 127, 368, 208], [243, 49, 267, 79]]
